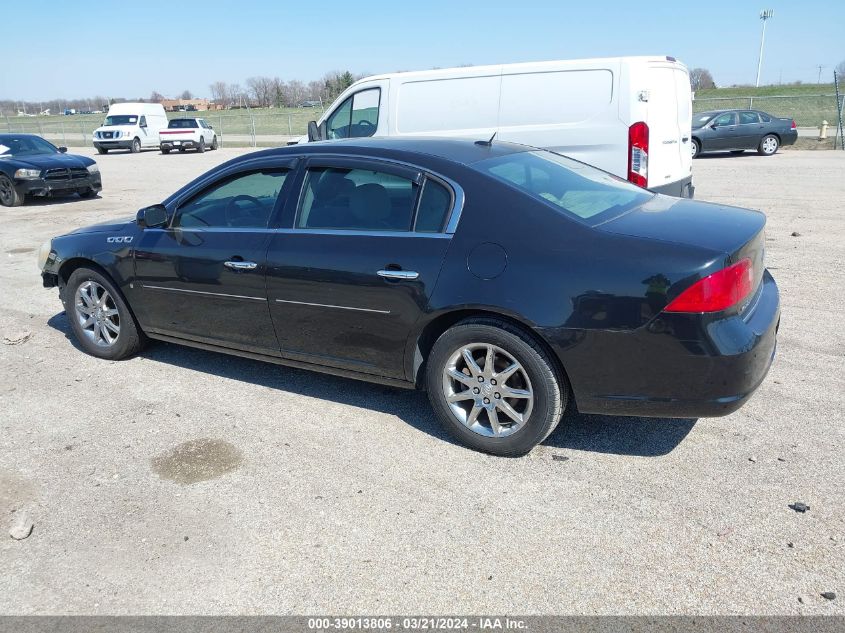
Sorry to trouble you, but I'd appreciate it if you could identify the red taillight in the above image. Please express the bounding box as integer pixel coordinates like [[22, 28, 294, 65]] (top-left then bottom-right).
[[791, 119, 796, 129], [628, 121, 649, 188], [664, 259, 754, 313]]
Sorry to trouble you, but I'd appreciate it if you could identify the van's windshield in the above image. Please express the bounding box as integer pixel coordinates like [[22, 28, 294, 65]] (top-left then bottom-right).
[[104, 115, 137, 126], [474, 150, 652, 226]]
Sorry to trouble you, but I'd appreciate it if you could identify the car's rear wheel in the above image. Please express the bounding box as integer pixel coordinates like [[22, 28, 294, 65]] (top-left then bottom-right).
[[197, 138, 206, 153], [691, 139, 700, 158], [211, 136, 218, 150], [0, 175, 24, 207], [426, 318, 567, 456], [64, 267, 145, 360], [96, 146, 108, 155], [758, 134, 779, 156], [130, 138, 141, 154]]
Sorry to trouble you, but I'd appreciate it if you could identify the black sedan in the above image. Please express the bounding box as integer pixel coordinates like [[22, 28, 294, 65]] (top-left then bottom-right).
[[39, 138, 779, 455], [691, 109, 797, 157], [0, 134, 102, 206]]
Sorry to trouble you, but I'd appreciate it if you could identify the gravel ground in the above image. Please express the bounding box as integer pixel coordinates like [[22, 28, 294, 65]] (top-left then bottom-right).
[[0, 147, 843, 615]]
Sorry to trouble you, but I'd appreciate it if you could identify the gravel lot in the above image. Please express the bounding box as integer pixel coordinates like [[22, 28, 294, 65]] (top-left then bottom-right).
[[1, 147, 843, 615]]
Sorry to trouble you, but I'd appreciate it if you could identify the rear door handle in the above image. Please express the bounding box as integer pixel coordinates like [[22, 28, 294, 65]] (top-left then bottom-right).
[[224, 260, 257, 271], [377, 269, 419, 280]]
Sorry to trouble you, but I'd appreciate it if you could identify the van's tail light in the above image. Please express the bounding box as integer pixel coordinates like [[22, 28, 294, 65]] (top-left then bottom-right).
[[791, 119, 796, 129], [664, 258, 754, 313], [628, 121, 649, 188]]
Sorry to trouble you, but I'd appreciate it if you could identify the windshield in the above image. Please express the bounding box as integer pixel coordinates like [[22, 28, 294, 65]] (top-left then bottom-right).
[[692, 113, 716, 128], [168, 119, 199, 128], [0, 135, 58, 157], [474, 150, 652, 225], [104, 114, 137, 126]]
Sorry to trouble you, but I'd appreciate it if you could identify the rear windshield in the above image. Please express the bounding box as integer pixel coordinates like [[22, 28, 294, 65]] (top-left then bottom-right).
[[474, 150, 651, 225], [168, 119, 199, 128]]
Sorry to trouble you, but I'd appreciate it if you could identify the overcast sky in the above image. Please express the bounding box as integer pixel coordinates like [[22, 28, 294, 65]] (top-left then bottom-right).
[[2, 0, 842, 101]]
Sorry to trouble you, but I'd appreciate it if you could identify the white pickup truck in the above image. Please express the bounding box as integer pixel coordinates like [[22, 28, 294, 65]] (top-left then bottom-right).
[[159, 118, 218, 154]]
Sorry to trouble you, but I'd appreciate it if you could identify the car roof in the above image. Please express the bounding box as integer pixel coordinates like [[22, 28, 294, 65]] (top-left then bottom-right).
[[243, 137, 531, 166]]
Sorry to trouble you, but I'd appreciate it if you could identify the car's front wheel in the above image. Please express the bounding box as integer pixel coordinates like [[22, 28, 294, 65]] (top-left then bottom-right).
[[211, 136, 218, 150], [758, 134, 779, 156], [130, 138, 141, 153], [426, 318, 567, 456], [96, 146, 108, 155], [691, 139, 701, 158], [197, 137, 206, 153], [0, 175, 24, 207], [64, 267, 145, 360]]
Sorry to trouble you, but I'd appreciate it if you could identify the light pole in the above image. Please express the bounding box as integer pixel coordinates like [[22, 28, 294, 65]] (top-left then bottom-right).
[[755, 9, 774, 87]]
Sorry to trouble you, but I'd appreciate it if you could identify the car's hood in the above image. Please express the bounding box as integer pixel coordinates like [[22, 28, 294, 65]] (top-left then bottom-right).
[[1, 152, 95, 170], [598, 195, 766, 255], [67, 217, 135, 236]]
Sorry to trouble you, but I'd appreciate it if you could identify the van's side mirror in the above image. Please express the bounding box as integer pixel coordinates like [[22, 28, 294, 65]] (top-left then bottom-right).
[[58, 146, 68, 153], [137, 204, 168, 228], [307, 120, 320, 142], [140, 120, 147, 128]]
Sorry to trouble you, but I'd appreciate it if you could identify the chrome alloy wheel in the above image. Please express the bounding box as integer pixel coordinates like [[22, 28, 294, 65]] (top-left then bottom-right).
[[74, 281, 120, 347], [442, 343, 534, 438], [762, 136, 778, 154]]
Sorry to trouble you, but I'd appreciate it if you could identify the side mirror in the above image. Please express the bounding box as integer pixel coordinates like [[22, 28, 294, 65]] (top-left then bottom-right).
[[58, 146, 68, 153], [307, 120, 320, 142], [139, 121, 147, 128], [137, 204, 168, 228]]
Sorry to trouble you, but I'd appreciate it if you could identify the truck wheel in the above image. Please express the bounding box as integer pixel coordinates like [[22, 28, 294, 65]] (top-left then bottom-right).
[[64, 267, 146, 360], [96, 146, 108, 155], [211, 136, 218, 150], [197, 138, 206, 153], [130, 138, 141, 153], [758, 135, 779, 156], [0, 175, 24, 207], [426, 318, 568, 456]]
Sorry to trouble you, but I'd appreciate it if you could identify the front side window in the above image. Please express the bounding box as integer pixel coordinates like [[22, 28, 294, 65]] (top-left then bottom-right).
[[174, 169, 289, 229], [297, 166, 418, 231], [713, 112, 736, 126], [475, 150, 651, 225], [325, 88, 380, 139], [739, 111, 760, 125], [139, 116, 147, 127]]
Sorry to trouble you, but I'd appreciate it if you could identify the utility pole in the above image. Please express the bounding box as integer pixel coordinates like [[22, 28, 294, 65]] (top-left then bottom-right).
[[817, 65, 825, 84], [755, 9, 774, 87]]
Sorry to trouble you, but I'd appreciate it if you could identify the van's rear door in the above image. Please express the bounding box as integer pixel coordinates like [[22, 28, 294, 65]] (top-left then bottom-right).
[[646, 62, 692, 193]]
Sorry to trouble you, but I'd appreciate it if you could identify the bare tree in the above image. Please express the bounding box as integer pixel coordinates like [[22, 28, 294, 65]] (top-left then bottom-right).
[[150, 91, 165, 103], [179, 89, 193, 100], [836, 59, 845, 78], [209, 81, 229, 105], [689, 68, 716, 91]]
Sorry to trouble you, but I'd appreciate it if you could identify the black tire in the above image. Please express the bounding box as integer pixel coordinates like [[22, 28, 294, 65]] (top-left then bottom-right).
[[78, 188, 97, 198], [179, 148, 186, 153], [96, 146, 108, 155], [161, 148, 170, 155], [425, 318, 567, 456], [758, 134, 779, 156], [211, 136, 218, 150], [197, 138, 206, 153], [730, 149, 745, 154], [0, 174, 24, 207], [63, 267, 146, 360], [130, 138, 141, 153], [691, 139, 700, 158]]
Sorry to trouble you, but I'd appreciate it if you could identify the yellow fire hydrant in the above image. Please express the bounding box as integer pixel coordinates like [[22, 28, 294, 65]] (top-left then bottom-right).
[[820, 120, 828, 140]]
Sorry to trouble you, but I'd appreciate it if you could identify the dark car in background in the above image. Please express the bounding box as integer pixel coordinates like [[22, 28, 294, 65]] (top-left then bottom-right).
[[39, 138, 779, 456], [691, 109, 797, 158], [0, 134, 101, 207]]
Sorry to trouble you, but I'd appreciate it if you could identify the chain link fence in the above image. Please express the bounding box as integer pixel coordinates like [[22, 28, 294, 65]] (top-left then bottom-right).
[[1, 107, 326, 148], [693, 93, 841, 128]]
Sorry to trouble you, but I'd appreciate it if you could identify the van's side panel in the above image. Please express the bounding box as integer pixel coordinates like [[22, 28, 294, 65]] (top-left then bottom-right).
[[496, 61, 625, 178]]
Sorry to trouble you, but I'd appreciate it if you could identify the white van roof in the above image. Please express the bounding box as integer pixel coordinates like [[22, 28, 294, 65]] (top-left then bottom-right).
[[351, 56, 687, 86], [107, 102, 166, 116]]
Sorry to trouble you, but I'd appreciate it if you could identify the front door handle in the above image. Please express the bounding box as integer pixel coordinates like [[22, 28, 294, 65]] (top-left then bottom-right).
[[224, 260, 257, 271], [377, 269, 419, 280]]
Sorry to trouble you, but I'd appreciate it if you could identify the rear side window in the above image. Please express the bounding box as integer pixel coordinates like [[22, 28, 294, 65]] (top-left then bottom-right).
[[739, 111, 760, 124], [759, 112, 771, 122], [415, 179, 452, 232], [475, 151, 651, 225], [298, 166, 418, 231]]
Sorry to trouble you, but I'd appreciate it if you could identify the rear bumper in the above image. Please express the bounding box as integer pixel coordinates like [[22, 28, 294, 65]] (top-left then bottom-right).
[[160, 137, 200, 150], [549, 269, 780, 418], [781, 130, 798, 146], [16, 174, 102, 198], [650, 175, 694, 199]]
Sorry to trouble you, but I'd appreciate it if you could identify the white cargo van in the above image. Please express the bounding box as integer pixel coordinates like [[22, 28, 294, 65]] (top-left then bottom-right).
[[93, 103, 169, 154], [305, 56, 693, 197]]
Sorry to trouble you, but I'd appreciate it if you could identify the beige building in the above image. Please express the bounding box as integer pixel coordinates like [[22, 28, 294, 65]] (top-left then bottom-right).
[[159, 98, 211, 112]]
